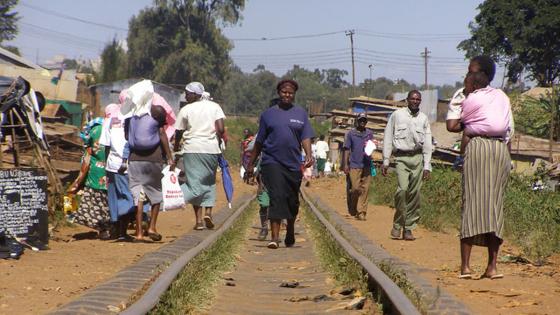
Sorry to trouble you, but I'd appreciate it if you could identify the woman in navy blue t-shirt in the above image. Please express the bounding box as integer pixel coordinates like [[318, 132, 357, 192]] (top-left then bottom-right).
[[246, 80, 314, 249]]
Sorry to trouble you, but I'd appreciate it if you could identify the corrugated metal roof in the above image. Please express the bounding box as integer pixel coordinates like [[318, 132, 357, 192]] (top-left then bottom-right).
[[0, 47, 43, 70]]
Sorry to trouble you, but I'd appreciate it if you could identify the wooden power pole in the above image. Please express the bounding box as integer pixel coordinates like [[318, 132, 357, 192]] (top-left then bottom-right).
[[421, 47, 431, 90], [346, 30, 356, 87]]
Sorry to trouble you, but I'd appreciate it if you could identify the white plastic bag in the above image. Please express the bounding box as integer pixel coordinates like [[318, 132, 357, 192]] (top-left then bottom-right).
[[364, 139, 377, 156], [161, 165, 185, 211]]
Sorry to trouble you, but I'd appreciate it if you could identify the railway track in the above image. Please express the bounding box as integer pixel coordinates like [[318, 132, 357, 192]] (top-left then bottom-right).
[[52, 191, 469, 315]]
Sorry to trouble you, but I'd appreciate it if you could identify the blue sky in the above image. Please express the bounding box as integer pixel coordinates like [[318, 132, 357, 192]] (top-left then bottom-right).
[[11, 0, 488, 86]]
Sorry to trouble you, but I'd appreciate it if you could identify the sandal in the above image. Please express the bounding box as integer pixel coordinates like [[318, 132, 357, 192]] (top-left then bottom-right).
[[267, 241, 279, 249], [204, 215, 214, 229], [194, 223, 205, 230], [148, 232, 162, 242]]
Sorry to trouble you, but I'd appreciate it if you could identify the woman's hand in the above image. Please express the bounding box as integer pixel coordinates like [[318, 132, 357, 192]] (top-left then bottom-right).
[[67, 184, 79, 195], [244, 163, 254, 183], [303, 155, 314, 168]]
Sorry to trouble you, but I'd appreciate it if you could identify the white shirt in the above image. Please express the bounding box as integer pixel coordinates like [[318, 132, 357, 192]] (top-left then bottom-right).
[[99, 117, 127, 173], [315, 140, 329, 159], [174, 99, 226, 154], [446, 88, 465, 120]]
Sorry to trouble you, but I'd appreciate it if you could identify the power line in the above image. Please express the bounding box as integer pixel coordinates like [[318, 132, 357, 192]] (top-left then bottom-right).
[[20, 2, 128, 32], [231, 48, 349, 58], [229, 30, 346, 41], [21, 22, 108, 46], [356, 29, 468, 37]]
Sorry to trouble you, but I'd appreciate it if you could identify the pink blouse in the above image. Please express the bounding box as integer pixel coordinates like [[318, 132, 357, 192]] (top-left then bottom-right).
[[461, 87, 512, 139]]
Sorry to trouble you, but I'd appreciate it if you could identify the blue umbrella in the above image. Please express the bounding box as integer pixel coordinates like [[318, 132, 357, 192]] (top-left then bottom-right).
[[218, 155, 234, 208]]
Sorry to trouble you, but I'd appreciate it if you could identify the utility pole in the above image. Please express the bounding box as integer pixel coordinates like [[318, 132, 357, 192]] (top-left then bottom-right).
[[421, 47, 431, 90], [368, 64, 373, 97], [346, 30, 356, 88]]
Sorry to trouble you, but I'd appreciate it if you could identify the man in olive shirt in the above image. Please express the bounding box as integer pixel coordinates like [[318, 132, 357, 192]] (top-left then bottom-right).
[[381, 90, 432, 241]]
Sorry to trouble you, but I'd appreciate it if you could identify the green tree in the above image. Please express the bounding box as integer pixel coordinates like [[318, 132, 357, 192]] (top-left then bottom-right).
[[321, 68, 349, 88], [458, 0, 560, 86], [127, 0, 244, 93], [98, 38, 128, 83], [62, 58, 79, 70], [0, 0, 18, 43], [514, 88, 560, 146]]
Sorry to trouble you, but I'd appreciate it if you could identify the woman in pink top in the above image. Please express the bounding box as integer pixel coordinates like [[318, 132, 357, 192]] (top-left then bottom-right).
[[459, 71, 512, 154], [447, 56, 513, 280]]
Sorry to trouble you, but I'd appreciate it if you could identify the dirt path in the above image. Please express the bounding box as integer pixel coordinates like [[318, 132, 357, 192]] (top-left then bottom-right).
[[208, 218, 370, 314], [306, 176, 560, 315], [0, 167, 254, 315]]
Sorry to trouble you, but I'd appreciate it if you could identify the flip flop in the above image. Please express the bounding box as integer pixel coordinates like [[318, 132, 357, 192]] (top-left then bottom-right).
[[194, 223, 205, 230], [458, 274, 472, 279], [204, 216, 215, 229], [132, 237, 152, 243], [147, 232, 162, 242], [480, 273, 504, 280], [267, 241, 279, 249]]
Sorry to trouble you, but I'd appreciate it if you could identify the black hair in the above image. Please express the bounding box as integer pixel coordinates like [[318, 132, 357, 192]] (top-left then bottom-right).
[[407, 90, 421, 99], [466, 71, 489, 88], [276, 79, 299, 92], [319, 134, 325, 140], [470, 55, 496, 82]]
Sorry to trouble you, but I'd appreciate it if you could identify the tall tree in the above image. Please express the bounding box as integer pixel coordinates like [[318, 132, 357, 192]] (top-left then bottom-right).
[[0, 0, 18, 44], [98, 38, 128, 83], [458, 0, 560, 87], [127, 0, 244, 93], [321, 68, 349, 89]]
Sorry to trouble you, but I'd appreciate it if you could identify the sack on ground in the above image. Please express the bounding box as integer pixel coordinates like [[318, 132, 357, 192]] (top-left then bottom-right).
[[161, 165, 185, 210]]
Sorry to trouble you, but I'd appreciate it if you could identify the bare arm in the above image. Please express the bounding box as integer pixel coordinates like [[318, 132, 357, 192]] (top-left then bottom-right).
[[68, 151, 91, 194], [446, 119, 463, 133], [160, 127, 173, 168], [342, 149, 350, 174], [302, 138, 313, 168], [215, 118, 225, 147]]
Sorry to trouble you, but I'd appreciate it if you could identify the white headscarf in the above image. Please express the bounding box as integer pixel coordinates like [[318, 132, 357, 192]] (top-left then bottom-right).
[[120, 79, 154, 117], [185, 81, 205, 95], [201, 91, 211, 100]]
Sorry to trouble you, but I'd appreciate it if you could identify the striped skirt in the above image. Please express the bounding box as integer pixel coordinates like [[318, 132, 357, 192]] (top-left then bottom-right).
[[461, 137, 511, 246]]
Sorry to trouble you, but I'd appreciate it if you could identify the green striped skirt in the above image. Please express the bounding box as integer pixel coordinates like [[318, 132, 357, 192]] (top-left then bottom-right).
[[181, 153, 219, 207], [461, 137, 511, 246]]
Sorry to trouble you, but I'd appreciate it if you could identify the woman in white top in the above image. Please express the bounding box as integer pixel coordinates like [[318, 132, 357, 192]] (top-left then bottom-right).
[[172, 82, 226, 230]]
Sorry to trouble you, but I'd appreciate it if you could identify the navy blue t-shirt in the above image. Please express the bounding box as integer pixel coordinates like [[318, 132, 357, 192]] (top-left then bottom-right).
[[343, 128, 374, 169], [256, 104, 315, 172]]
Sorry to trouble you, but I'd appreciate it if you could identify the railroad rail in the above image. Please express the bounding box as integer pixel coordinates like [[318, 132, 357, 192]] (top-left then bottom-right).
[[51, 190, 470, 315]]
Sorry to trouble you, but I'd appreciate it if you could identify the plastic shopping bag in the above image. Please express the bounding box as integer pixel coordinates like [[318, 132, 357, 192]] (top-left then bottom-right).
[[161, 165, 185, 211]]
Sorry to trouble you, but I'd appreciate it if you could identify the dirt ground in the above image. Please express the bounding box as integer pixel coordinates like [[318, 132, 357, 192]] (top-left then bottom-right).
[[306, 175, 560, 315], [0, 167, 255, 315], [3, 169, 559, 315]]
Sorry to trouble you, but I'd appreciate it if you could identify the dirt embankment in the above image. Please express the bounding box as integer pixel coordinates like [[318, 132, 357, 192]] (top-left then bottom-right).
[[306, 176, 560, 315]]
